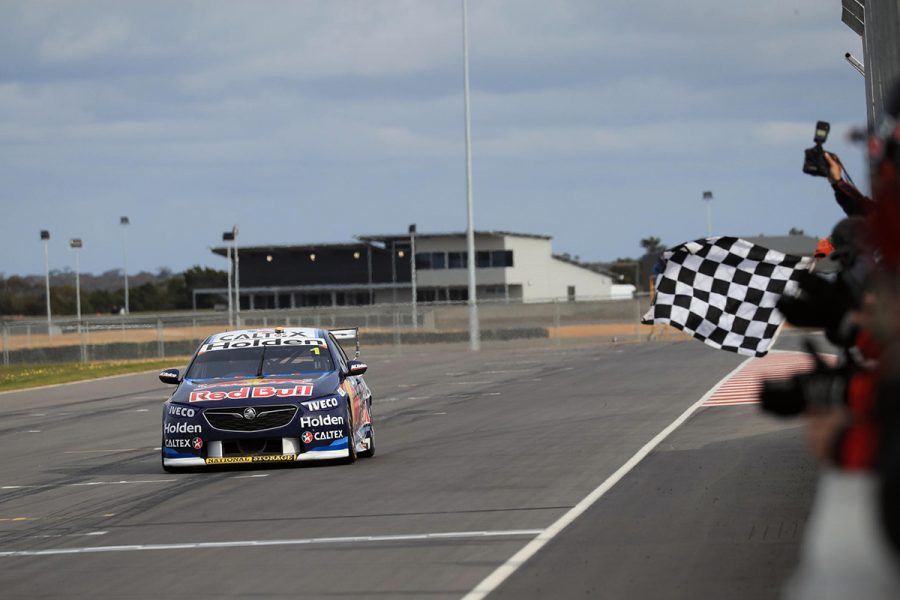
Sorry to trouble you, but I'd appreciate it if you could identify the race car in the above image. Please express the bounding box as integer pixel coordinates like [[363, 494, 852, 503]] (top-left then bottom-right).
[[158, 327, 374, 472]]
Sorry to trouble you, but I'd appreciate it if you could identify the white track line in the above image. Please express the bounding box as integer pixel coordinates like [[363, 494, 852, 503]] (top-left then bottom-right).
[[0, 529, 543, 558], [461, 356, 752, 600], [2, 479, 175, 490]]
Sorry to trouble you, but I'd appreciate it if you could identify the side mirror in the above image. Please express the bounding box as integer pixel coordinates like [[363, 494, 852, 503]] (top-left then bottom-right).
[[159, 369, 181, 385], [346, 360, 368, 377]]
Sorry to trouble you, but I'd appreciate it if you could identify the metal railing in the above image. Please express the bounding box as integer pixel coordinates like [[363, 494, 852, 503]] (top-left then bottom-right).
[[0, 295, 685, 366]]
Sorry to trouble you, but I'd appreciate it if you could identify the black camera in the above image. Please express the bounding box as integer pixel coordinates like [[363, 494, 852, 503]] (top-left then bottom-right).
[[759, 342, 848, 416], [803, 120, 832, 178]]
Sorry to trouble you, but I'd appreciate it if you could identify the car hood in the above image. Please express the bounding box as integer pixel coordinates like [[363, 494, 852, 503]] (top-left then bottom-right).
[[170, 372, 340, 407]]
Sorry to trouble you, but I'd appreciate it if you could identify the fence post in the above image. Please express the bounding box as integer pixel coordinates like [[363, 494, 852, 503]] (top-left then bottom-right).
[[2, 323, 9, 367], [392, 304, 402, 352], [157, 318, 165, 358], [553, 297, 561, 347], [79, 321, 88, 363], [634, 296, 642, 342]]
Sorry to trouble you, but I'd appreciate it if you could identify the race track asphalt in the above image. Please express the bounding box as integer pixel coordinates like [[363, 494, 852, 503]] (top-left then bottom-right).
[[0, 336, 816, 599]]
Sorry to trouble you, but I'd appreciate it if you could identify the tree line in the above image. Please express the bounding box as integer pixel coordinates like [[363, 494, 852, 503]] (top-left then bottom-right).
[[0, 266, 226, 317]]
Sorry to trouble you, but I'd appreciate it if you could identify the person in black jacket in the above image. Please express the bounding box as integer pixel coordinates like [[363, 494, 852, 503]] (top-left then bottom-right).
[[825, 151, 872, 217]]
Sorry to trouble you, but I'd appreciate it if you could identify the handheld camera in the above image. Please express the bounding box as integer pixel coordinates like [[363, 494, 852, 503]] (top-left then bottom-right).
[[803, 121, 834, 178]]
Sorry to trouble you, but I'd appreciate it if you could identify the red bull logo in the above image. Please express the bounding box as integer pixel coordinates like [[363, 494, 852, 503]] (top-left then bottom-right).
[[189, 384, 313, 402]]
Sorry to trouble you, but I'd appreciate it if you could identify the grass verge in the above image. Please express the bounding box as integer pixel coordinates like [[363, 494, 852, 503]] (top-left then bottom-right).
[[0, 357, 190, 393]]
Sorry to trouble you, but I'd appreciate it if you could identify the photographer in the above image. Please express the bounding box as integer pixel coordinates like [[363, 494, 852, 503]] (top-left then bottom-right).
[[804, 122, 872, 217], [826, 153, 872, 217], [776, 90, 900, 598], [765, 217, 876, 468]]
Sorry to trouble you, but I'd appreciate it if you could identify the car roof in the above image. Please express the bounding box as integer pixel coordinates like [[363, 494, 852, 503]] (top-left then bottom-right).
[[204, 327, 326, 345]]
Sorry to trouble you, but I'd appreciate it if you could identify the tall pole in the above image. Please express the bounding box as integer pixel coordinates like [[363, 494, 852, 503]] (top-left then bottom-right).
[[226, 243, 233, 329], [70, 239, 83, 324], [391, 240, 397, 305], [462, 0, 480, 351], [120, 216, 130, 314], [409, 224, 417, 330], [41, 230, 52, 332], [233, 226, 240, 327], [703, 190, 713, 237], [367, 244, 373, 305]]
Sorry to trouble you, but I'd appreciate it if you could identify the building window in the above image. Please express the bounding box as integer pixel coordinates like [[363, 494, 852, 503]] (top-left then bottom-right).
[[494, 250, 513, 267], [567, 286, 576, 302], [448, 252, 467, 269], [415, 252, 432, 270], [476, 250, 514, 268], [416, 250, 511, 269], [415, 252, 449, 270], [448, 287, 468, 301]]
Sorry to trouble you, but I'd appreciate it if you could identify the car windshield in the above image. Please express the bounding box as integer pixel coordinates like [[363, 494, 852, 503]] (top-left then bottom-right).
[[185, 344, 335, 380]]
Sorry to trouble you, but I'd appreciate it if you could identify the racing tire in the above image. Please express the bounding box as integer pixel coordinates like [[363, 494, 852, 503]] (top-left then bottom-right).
[[343, 400, 357, 464], [359, 401, 375, 458]]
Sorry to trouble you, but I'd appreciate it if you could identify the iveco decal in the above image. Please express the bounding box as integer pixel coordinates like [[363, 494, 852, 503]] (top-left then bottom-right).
[[300, 397, 339, 412], [167, 405, 196, 418]]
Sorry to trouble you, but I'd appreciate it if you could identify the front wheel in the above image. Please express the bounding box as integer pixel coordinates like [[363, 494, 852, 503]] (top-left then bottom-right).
[[359, 403, 375, 458], [343, 400, 357, 464]]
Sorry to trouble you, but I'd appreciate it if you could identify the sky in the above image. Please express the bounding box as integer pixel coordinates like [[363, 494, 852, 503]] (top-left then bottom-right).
[[0, 0, 867, 277]]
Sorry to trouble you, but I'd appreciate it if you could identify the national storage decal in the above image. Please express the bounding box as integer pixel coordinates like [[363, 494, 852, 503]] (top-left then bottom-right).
[[205, 454, 296, 464], [189, 384, 313, 402]]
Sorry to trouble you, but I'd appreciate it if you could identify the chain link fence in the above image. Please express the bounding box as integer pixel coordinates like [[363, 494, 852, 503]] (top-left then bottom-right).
[[0, 295, 686, 366]]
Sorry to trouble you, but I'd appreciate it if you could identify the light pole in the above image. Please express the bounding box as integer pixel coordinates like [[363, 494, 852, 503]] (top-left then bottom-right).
[[702, 190, 713, 237], [462, 0, 479, 351], [223, 230, 234, 328], [366, 244, 373, 305], [391, 240, 397, 306], [40, 230, 52, 333], [409, 224, 417, 330], [232, 226, 240, 327], [120, 216, 130, 314], [70, 238, 83, 323]]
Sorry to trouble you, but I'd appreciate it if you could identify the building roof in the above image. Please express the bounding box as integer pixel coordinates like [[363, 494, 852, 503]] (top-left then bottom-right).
[[741, 234, 820, 257], [356, 230, 551, 244], [210, 230, 552, 257], [211, 241, 372, 257], [551, 254, 615, 279]]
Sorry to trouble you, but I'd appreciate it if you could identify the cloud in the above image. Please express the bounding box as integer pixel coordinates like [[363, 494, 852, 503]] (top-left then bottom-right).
[[0, 0, 869, 277], [39, 18, 131, 63]]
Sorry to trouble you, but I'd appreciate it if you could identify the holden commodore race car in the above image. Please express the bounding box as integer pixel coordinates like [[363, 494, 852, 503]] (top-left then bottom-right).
[[158, 327, 374, 472]]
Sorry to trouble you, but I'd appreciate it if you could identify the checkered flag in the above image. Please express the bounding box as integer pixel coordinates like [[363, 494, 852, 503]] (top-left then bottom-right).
[[641, 237, 812, 357]]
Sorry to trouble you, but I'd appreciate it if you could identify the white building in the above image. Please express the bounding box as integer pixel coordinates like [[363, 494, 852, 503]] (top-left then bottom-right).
[[361, 231, 613, 303]]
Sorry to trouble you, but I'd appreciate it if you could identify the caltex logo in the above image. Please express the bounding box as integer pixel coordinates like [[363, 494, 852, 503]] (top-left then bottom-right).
[[302, 431, 313, 444], [193, 437, 203, 450]]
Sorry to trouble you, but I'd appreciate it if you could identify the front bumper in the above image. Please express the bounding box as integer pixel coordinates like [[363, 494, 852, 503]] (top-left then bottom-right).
[[162, 435, 364, 467]]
